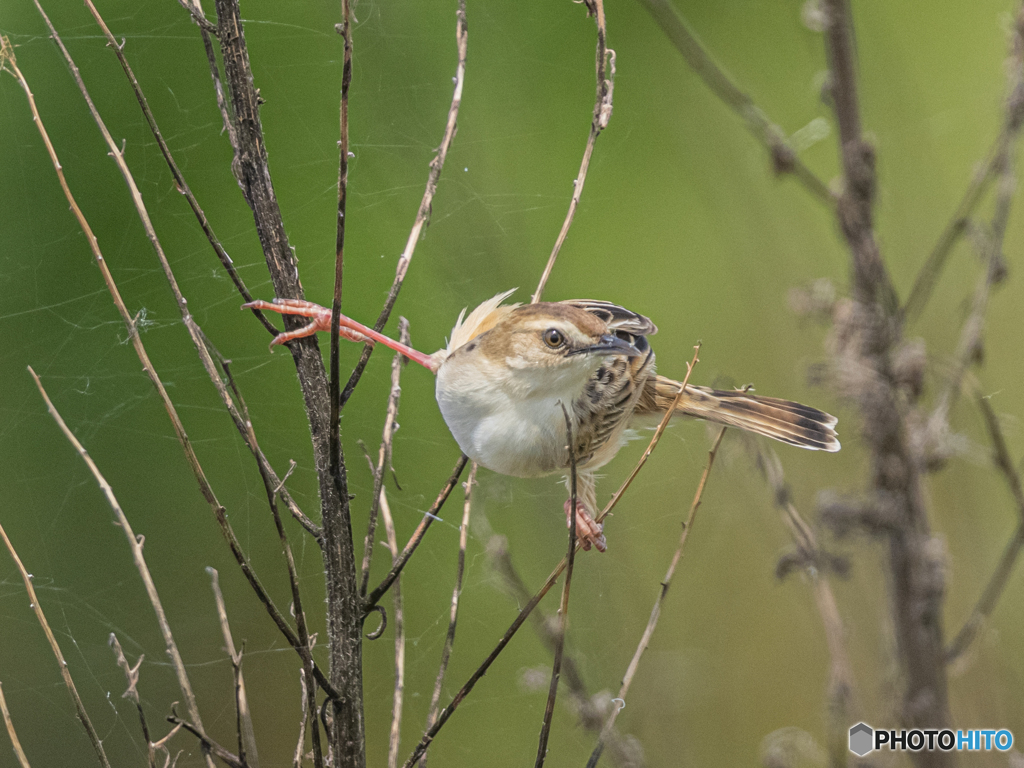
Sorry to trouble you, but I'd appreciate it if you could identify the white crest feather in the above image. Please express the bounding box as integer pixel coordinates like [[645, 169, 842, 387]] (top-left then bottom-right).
[[445, 288, 518, 353]]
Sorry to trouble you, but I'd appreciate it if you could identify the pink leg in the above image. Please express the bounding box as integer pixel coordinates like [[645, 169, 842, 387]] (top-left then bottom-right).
[[242, 298, 438, 371], [564, 498, 607, 553]]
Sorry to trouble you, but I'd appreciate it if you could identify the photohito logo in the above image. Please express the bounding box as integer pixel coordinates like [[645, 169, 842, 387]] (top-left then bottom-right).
[[849, 723, 1014, 756]]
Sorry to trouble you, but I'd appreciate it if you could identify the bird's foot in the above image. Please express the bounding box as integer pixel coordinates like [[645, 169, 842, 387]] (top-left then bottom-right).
[[563, 498, 607, 553]]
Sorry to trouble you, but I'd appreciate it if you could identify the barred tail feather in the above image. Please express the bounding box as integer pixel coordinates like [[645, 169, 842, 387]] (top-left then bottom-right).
[[639, 375, 840, 452]]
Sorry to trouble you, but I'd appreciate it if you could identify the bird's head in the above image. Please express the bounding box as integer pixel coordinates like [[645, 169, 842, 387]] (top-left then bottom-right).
[[456, 303, 642, 395]]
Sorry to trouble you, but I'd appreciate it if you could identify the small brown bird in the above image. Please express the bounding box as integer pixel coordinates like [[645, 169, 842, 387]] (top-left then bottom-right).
[[245, 291, 839, 552]]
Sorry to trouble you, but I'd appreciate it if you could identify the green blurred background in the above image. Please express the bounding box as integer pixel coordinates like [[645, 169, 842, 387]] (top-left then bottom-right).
[[2, 0, 1023, 765]]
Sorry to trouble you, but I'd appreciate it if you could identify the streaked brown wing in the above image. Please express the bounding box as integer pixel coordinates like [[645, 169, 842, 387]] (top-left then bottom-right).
[[559, 300, 658, 337]]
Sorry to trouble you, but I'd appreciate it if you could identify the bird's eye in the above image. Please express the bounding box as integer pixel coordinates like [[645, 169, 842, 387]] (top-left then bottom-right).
[[542, 328, 565, 348]]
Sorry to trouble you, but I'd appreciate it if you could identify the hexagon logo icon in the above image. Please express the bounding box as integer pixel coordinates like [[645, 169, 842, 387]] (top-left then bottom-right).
[[849, 722, 874, 757]]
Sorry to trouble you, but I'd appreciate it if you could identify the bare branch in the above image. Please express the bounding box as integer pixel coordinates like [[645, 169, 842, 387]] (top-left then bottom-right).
[[377, 469, 406, 768], [360, 318, 411, 597], [109, 635, 157, 768], [168, 712, 243, 768], [208, 568, 260, 768], [0, 681, 32, 768], [28, 365, 207, 768], [586, 427, 726, 768], [534, 409, 580, 767], [421, 463, 477, 768], [946, 394, 1024, 662], [637, 0, 834, 206], [363, 455, 470, 614], [532, 0, 614, 302]]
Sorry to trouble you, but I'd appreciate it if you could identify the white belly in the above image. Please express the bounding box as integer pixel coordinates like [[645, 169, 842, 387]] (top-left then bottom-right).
[[436, 355, 584, 477]]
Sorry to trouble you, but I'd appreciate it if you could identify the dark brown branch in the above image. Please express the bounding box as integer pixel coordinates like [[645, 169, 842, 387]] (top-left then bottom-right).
[[821, 0, 952, 754], [534, 409, 579, 767], [420, 463, 477, 768], [210, 1, 363, 760], [0, 682, 30, 768], [532, 0, 614, 302], [168, 713, 243, 768], [946, 394, 1024, 662], [363, 455, 470, 614], [340, 0, 467, 408], [587, 427, 725, 768], [637, 0, 834, 207]]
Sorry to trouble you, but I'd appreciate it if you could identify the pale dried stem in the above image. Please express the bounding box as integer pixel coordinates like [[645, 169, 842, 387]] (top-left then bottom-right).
[[534, 408, 579, 768], [27, 366, 200, 768], [586, 427, 726, 768], [363, 455, 470, 614], [341, 0, 468, 407], [420, 462, 477, 768], [208, 568, 260, 768], [378, 478, 406, 768], [360, 319, 411, 597], [0, 681, 33, 768], [293, 671, 310, 768], [108, 634, 156, 768], [532, 0, 614, 303]]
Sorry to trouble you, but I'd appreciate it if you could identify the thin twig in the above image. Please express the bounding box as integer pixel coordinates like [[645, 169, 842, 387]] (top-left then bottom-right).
[[109, 635, 156, 768], [0, 506, 110, 768], [168, 712, 243, 768], [401, 347, 703, 768], [363, 455, 470, 614], [293, 671, 310, 768], [84, 0, 278, 336], [902, 132, 1008, 324], [586, 427, 725, 768], [28, 366, 203, 768], [926, 17, 1024, 442], [208, 568, 260, 768], [176, 0, 217, 33], [375, 461, 406, 768], [340, 0, 467, 408], [946, 394, 1024, 662], [487, 538, 635, 765], [360, 318, 411, 597], [597, 344, 700, 522], [420, 463, 477, 768], [637, 0, 834, 207], [0, 682, 33, 768], [532, 0, 614, 302], [327, 1, 354, 694], [534, 408, 579, 767]]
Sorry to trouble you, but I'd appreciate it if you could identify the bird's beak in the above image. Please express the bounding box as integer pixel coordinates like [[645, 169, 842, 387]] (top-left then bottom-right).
[[573, 334, 642, 357]]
